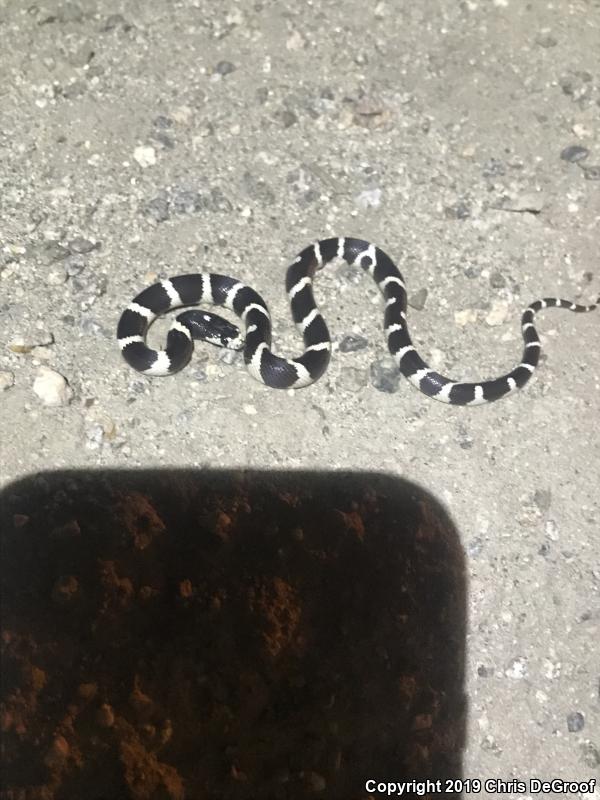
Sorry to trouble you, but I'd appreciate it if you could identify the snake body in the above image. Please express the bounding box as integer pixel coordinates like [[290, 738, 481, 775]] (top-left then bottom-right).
[[117, 237, 598, 405]]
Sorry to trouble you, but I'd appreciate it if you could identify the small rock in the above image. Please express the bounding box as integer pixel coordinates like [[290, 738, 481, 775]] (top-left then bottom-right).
[[339, 334, 368, 353], [489, 271, 506, 288], [133, 145, 157, 168], [278, 109, 298, 128], [581, 164, 600, 181], [8, 332, 54, 353], [370, 358, 400, 393], [215, 60, 236, 76], [485, 300, 510, 326], [68, 237, 97, 254], [444, 200, 471, 220], [64, 254, 87, 277], [580, 742, 600, 767], [47, 269, 68, 286], [408, 287, 428, 310], [560, 144, 590, 163], [153, 115, 173, 129], [533, 489, 552, 512], [505, 657, 527, 679], [101, 14, 132, 32], [0, 371, 14, 390], [454, 308, 478, 326], [33, 366, 71, 406], [567, 711, 585, 732], [144, 196, 170, 223], [535, 33, 557, 48], [355, 188, 382, 209], [171, 189, 204, 214]]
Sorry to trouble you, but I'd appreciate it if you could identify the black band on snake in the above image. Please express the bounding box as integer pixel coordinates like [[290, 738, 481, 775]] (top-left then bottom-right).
[[116, 237, 598, 405]]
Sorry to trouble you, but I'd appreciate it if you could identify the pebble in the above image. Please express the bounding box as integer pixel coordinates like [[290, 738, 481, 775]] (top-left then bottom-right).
[[171, 189, 203, 214], [68, 236, 97, 254], [355, 188, 382, 209], [560, 144, 590, 163], [505, 657, 527, 679], [101, 13, 132, 32], [580, 742, 600, 767], [502, 192, 545, 213], [144, 196, 170, 223], [33, 367, 71, 406], [533, 489, 552, 512], [0, 371, 15, 390], [408, 287, 428, 311], [133, 145, 157, 168], [581, 165, 600, 181], [338, 334, 368, 353], [444, 200, 471, 220], [489, 271, 506, 289], [64, 254, 87, 277], [485, 300, 509, 326], [370, 358, 400, 393], [215, 60, 236, 76], [567, 711, 585, 732], [153, 115, 173, 130], [535, 33, 557, 48], [8, 331, 54, 353], [278, 109, 299, 128], [47, 269, 68, 286], [454, 308, 478, 327]]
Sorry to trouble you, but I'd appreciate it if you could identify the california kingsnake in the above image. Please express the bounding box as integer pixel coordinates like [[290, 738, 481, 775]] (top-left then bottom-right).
[[117, 237, 598, 405]]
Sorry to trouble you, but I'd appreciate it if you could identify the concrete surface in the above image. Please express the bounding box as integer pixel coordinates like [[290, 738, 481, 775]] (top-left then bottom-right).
[[1, 0, 599, 795]]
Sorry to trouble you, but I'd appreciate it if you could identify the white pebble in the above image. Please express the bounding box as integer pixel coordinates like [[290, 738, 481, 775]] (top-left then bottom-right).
[[0, 370, 15, 390], [505, 657, 527, 679], [243, 404, 257, 415], [133, 145, 157, 168], [485, 300, 509, 326], [32, 367, 72, 406], [454, 308, 478, 326], [355, 188, 382, 209]]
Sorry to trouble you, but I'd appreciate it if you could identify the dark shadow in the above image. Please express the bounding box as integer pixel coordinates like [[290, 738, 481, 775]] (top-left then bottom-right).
[[1, 470, 467, 800]]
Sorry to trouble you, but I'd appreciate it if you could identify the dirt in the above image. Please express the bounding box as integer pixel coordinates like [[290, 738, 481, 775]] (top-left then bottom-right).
[[1, 471, 465, 800]]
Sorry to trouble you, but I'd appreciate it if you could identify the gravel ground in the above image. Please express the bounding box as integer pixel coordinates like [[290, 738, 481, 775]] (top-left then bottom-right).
[[1, 0, 599, 796]]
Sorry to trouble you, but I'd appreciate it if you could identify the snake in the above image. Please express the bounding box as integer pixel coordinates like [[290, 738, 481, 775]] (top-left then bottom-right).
[[116, 237, 598, 405]]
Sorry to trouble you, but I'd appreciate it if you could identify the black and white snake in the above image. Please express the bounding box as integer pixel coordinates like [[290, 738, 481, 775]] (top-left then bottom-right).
[[117, 237, 598, 405]]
